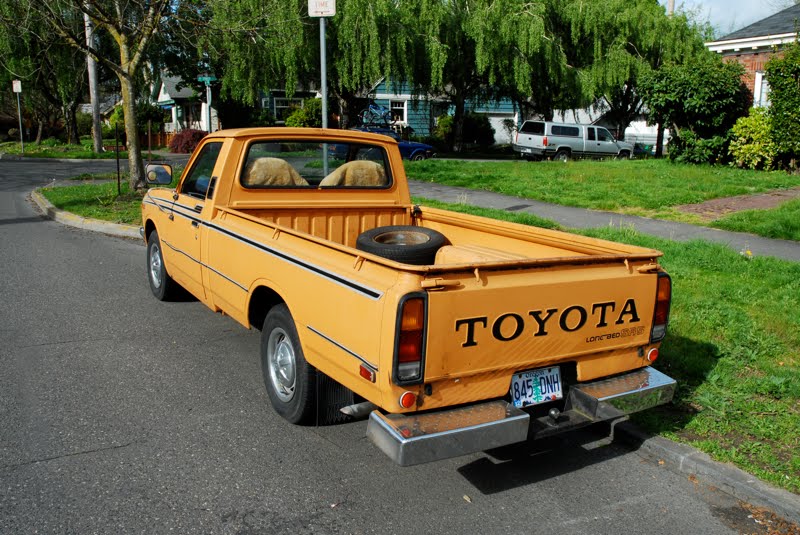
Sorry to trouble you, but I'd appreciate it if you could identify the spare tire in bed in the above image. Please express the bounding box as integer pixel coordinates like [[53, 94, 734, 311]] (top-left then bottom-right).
[[356, 225, 447, 265]]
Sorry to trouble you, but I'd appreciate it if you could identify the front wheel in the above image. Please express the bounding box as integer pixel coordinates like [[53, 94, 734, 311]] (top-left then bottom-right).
[[147, 230, 178, 301], [261, 304, 316, 424]]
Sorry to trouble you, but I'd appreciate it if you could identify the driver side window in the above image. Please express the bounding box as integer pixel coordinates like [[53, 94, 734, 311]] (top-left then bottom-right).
[[181, 142, 222, 198]]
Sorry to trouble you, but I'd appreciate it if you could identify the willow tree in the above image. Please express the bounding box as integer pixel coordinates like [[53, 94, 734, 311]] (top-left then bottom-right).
[[29, 0, 170, 189], [201, 0, 406, 129], [563, 0, 710, 137], [0, 0, 88, 144]]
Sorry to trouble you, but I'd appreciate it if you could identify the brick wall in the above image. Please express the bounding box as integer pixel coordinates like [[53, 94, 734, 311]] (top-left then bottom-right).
[[722, 50, 784, 92]]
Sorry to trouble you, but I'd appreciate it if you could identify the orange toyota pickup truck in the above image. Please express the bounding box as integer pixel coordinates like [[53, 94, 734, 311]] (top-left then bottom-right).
[[141, 127, 675, 466]]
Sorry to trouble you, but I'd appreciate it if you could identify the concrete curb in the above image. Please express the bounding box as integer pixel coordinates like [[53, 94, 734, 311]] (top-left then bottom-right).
[[616, 423, 800, 524], [30, 189, 141, 240]]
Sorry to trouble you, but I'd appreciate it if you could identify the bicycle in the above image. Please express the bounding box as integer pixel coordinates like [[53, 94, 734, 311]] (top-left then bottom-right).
[[358, 102, 396, 126]]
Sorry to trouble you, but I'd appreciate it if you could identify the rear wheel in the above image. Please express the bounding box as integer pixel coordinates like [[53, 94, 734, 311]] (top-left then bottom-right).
[[554, 149, 570, 162], [261, 304, 316, 424]]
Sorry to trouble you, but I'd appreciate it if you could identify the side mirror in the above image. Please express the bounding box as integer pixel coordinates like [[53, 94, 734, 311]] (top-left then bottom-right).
[[146, 163, 173, 185]]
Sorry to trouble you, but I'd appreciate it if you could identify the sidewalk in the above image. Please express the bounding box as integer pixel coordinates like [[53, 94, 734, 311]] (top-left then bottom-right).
[[409, 180, 800, 263]]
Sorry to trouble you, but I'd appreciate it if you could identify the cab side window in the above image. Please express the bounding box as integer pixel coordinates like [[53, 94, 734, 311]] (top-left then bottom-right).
[[597, 129, 614, 142], [181, 142, 222, 199]]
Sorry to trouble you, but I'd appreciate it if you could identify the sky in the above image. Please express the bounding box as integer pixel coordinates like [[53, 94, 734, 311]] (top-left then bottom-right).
[[660, 0, 791, 37]]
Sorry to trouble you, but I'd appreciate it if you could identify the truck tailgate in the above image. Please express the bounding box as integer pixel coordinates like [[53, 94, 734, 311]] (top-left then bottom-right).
[[424, 263, 657, 381]]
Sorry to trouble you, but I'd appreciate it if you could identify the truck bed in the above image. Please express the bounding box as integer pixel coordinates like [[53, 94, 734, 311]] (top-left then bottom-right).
[[222, 203, 661, 270]]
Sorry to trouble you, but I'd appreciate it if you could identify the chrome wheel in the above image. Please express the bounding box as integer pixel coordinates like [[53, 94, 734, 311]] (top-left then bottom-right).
[[149, 242, 163, 289], [267, 327, 296, 402]]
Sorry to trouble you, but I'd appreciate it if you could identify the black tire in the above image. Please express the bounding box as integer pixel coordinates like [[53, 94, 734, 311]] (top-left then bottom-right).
[[616, 151, 631, 160], [411, 152, 426, 161], [356, 225, 447, 265], [554, 149, 570, 162], [147, 230, 178, 301], [261, 304, 316, 424]]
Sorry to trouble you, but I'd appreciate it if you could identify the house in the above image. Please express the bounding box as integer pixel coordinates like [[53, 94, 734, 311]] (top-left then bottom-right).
[[705, 4, 800, 106], [155, 75, 219, 132], [366, 79, 518, 144]]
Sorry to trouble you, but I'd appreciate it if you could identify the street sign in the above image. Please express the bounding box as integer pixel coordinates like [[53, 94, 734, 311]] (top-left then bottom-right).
[[12, 80, 21, 93], [197, 75, 217, 83], [309, 0, 335, 17]]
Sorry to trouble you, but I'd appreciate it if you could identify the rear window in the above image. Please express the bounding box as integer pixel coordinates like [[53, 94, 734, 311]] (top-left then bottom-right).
[[240, 140, 391, 189], [519, 121, 545, 135], [550, 125, 580, 137]]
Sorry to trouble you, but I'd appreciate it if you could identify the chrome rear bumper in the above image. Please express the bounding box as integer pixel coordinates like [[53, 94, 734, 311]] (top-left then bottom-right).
[[366, 366, 676, 466]]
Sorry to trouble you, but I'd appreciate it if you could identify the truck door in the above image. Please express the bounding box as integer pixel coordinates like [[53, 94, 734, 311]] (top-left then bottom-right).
[[585, 127, 599, 157], [596, 127, 619, 157], [163, 141, 223, 299]]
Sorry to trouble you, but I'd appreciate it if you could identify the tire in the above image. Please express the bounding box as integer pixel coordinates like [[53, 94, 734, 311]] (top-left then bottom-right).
[[261, 304, 316, 424], [554, 149, 570, 162], [616, 151, 631, 160], [147, 230, 178, 301], [411, 152, 426, 161], [356, 225, 447, 265]]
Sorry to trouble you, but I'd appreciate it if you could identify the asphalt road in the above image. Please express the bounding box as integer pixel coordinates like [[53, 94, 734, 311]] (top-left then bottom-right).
[[0, 159, 773, 534]]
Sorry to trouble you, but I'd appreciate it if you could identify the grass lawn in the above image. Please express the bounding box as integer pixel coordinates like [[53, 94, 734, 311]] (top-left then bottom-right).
[[414, 198, 800, 494], [405, 158, 800, 230], [40, 175, 800, 492], [0, 139, 169, 160], [711, 198, 800, 242]]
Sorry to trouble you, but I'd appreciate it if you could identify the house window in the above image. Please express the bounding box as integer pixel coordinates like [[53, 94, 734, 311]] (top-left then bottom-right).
[[274, 98, 304, 122], [754, 71, 770, 107], [390, 100, 406, 123]]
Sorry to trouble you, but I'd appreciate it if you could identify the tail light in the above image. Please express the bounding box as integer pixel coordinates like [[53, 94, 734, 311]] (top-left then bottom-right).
[[543, 136, 548, 147], [650, 273, 671, 342], [393, 294, 427, 385]]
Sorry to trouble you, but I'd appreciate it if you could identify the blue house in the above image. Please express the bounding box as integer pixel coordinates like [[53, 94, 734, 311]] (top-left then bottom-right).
[[366, 79, 519, 144]]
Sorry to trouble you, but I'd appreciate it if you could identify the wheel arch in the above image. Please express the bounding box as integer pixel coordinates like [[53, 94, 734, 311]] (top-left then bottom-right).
[[248, 284, 286, 331], [143, 219, 157, 243]]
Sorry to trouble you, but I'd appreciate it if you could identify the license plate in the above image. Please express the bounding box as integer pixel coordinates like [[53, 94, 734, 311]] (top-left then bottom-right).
[[510, 366, 563, 408]]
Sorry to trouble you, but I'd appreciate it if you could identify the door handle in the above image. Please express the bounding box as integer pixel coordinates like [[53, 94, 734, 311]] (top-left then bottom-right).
[[194, 204, 203, 213], [191, 221, 199, 228]]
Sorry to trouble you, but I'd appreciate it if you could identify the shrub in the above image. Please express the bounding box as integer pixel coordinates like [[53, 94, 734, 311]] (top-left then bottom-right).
[[76, 112, 94, 137], [169, 129, 207, 153], [765, 40, 800, 168], [729, 108, 777, 170], [284, 98, 322, 128], [432, 113, 496, 150], [669, 130, 730, 165]]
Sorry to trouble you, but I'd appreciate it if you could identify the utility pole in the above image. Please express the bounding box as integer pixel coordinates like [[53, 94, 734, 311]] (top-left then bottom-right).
[[84, 11, 103, 153], [667, 0, 674, 16]]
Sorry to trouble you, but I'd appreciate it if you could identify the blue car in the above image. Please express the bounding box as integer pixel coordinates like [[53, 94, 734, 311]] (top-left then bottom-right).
[[349, 127, 435, 160]]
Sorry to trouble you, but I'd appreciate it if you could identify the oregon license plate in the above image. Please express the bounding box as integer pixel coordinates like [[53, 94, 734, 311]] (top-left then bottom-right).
[[510, 367, 563, 408]]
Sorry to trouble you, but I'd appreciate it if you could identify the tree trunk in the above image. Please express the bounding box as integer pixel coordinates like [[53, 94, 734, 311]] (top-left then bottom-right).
[[452, 97, 466, 153], [64, 102, 79, 145], [84, 12, 103, 153], [655, 122, 665, 158], [119, 74, 145, 190]]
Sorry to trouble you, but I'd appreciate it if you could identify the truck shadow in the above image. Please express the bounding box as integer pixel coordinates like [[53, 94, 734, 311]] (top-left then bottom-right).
[[459, 334, 720, 495], [457, 426, 628, 494]]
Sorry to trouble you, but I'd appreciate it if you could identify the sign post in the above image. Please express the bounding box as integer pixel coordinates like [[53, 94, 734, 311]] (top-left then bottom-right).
[[309, 0, 335, 174], [197, 74, 217, 133], [12, 80, 23, 155]]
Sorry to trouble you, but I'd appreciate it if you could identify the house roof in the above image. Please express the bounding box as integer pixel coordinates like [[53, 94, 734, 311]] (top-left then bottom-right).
[[720, 4, 800, 41], [160, 75, 196, 100]]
